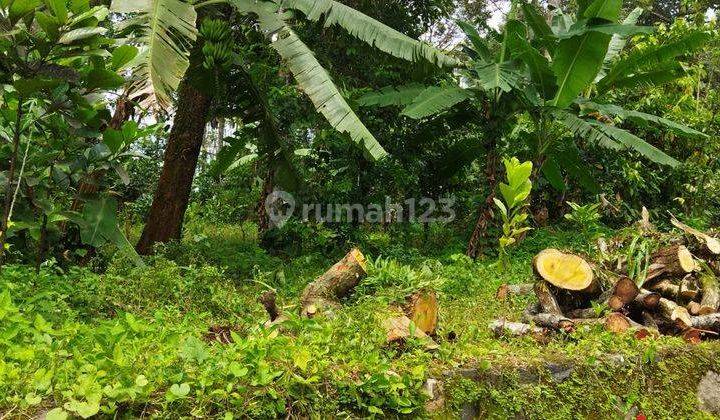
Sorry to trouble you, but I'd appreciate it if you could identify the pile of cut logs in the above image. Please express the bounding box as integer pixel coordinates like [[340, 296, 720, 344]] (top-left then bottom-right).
[[492, 216, 720, 343]]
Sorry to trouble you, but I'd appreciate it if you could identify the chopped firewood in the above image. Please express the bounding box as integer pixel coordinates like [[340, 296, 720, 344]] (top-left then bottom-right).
[[604, 312, 632, 333], [645, 244, 695, 282], [658, 297, 692, 328], [641, 311, 659, 330], [534, 280, 563, 315], [698, 271, 720, 315], [690, 313, 720, 331], [259, 290, 280, 322], [688, 301, 702, 316], [612, 277, 640, 307], [300, 248, 367, 317], [608, 295, 626, 311], [383, 315, 428, 343], [682, 328, 703, 344], [633, 289, 661, 310], [670, 213, 720, 256], [522, 313, 575, 333], [566, 307, 601, 319], [533, 249, 596, 292], [648, 280, 680, 300], [496, 283, 534, 300], [488, 319, 545, 339], [679, 274, 700, 301], [404, 290, 439, 335]]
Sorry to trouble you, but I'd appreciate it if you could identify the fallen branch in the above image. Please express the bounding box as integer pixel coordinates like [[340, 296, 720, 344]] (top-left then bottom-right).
[[496, 283, 534, 300]]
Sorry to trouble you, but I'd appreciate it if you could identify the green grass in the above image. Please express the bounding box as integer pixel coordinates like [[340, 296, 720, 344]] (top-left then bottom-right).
[[1, 224, 719, 418]]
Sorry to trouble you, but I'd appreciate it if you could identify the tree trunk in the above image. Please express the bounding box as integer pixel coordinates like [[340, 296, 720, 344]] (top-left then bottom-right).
[[136, 55, 212, 255], [466, 151, 498, 259], [300, 248, 367, 316]]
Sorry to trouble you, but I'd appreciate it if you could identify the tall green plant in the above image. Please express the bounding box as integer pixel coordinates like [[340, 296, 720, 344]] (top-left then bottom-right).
[[110, 0, 457, 161], [493, 157, 533, 267]]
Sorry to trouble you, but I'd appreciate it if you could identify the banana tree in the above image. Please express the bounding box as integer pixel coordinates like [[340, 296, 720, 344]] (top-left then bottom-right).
[[110, 0, 457, 252], [358, 0, 709, 258]]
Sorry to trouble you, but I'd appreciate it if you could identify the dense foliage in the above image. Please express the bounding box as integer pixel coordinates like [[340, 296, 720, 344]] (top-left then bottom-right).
[[1, 0, 720, 417]]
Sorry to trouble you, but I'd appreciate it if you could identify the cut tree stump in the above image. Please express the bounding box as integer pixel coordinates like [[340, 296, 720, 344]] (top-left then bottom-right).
[[612, 277, 640, 307], [300, 248, 367, 317], [534, 280, 563, 315], [698, 272, 720, 315], [533, 249, 596, 293], [383, 315, 428, 343], [645, 244, 695, 282], [404, 290, 439, 335]]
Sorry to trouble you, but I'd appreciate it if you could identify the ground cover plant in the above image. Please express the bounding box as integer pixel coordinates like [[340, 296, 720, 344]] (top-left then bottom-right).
[[2, 0, 720, 418]]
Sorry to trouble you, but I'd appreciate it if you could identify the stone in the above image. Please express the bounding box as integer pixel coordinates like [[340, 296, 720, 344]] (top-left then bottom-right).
[[546, 362, 573, 383], [698, 371, 720, 414], [423, 378, 445, 412]]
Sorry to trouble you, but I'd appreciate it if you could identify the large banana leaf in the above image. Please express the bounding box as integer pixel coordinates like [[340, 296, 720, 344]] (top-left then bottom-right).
[[80, 196, 145, 266], [550, 31, 610, 108], [110, 0, 197, 110], [401, 86, 472, 119], [608, 63, 684, 90], [456, 20, 493, 63], [555, 110, 621, 149], [520, 2, 553, 42], [356, 84, 427, 107], [592, 123, 679, 167], [509, 34, 557, 100], [281, 0, 458, 68], [595, 7, 643, 82], [270, 26, 387, 160], [581, 101, 708, 138], [550, 0, 621, 108], [598, 31, 710, 91], [557, 110, 678, 166]]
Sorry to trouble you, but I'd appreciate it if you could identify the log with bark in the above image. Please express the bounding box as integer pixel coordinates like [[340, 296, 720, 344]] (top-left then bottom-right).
[[488, 319, 545, 339], [648, 280, 680, 300], [670, 214, 720, 257], [403, 290, 439, 335], [644, 244, 695, 282], [534, 280, 563, 315], [300, 248, 367, 317], [658, 297, 693, 329], [522, 312, 575, 333], [633, 289, 661, 310], [679, 274, 700, 301], [698, 271, 720, 315], [496, 283, 534, 300]]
